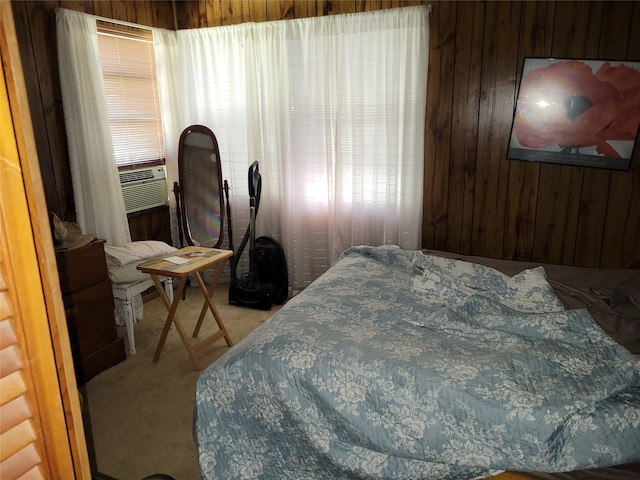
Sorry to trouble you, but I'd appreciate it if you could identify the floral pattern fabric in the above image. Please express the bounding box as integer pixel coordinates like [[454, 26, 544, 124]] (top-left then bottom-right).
[[194, 245, 640, 479]]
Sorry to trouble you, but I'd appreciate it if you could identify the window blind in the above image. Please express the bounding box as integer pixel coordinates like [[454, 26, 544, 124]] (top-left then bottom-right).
[[97, 21, 165, 167]]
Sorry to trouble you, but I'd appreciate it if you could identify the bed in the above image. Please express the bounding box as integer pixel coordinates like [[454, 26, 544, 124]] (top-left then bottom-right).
[[194, 245, 640, 479]]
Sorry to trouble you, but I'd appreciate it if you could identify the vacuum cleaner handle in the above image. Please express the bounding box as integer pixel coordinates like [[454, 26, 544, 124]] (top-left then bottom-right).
[[248, 161, 261, 276], [248, 161, 260, 200]]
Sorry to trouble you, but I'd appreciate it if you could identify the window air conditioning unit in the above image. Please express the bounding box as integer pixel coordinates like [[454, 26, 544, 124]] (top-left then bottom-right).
[[119, 166, 168, 214]]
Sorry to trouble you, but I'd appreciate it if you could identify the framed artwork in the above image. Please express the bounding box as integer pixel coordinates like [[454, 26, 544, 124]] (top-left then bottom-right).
[[507, 57, 640, 171]]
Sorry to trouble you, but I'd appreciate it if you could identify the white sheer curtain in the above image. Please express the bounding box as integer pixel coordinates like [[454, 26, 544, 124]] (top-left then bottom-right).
[[56, 8, 131, 246], [154, 26, 255, 253], [151, 29, 181, 245], [157, 6, 429, 292], [254, 8, 428, 290]]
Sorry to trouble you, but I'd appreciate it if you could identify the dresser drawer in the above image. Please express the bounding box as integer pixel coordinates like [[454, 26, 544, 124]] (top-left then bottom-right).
[[62, 279, 117, 358], [56, 239, 108, 295]]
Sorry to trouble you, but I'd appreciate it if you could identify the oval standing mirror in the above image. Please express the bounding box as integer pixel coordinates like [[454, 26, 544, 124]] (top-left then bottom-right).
[[175, 125, 225, 248]]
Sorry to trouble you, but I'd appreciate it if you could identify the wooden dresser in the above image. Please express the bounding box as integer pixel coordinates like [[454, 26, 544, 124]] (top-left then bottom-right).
[[56, 238, 126, 386]]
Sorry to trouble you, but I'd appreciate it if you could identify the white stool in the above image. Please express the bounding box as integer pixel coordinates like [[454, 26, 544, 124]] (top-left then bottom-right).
[[111, 276, 174, 355], [105, 241, 180, 355]]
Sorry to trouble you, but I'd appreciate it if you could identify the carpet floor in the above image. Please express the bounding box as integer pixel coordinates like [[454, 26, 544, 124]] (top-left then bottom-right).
[[85, 282, 279, 480]]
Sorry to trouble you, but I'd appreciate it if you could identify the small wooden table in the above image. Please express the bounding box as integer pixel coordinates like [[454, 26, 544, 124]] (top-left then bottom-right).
[[137, 246, 234, 369]]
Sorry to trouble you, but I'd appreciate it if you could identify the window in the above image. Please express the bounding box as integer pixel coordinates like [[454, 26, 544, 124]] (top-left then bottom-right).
[[97, 21, 165, 167]]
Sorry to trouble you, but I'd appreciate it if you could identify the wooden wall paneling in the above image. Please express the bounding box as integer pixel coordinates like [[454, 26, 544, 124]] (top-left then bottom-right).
[[11, 1, 68, 218], [471, 1, 522, 259], [531, 1, 602, 265], [195, 0, 210, 27], [598, 1, 634, 59], [531, 165, 583, 266], [243, 0, 267, 22], [218, 0, 244, 26], [363, 1, 382, 13], [630, 1, 640, 57], [422, 1, 455, 250], [292, 0, 323, 19], [178, 0, 246, 28], [267, 1, 295, 21], [617, 170, 640, 269], [211, 0, 229, 24], [325, 1, 358, 16], [574, 172, 610, 268], [574, 1, 633, 267], [91, 1, 114, 18], [446, 0, 483, 255], [152, 1, 177, 30], [600, 1, 640, 269], [531, 166, 582, 264], [378, 1, 421, 10], [603, 166, 639, 268], [99, 0, 172, 25], [132, 1, 154, 26], [57, 1, 95, 15], [127, 205, 173, 245], [27, 1, 76, 218], [502, 1, 554, 261], [264, 0, 284, 21], [620, 2, 640, 269], [175, 1, 200, 28], [107, 1, 137, 23]]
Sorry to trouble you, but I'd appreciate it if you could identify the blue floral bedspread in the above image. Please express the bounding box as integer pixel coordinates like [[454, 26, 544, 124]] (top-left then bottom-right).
[[194, 245, 640, 479]]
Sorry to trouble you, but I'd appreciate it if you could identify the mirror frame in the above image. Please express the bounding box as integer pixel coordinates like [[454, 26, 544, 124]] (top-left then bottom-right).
[[175, 124, 225, 249]]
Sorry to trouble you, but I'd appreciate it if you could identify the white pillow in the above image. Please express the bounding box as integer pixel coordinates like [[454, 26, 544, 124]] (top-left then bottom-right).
[[107, 262, 150, 284], [104, 241, 177, 267]]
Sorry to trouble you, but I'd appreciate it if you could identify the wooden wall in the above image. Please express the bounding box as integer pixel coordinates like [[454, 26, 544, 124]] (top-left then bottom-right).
[[425, 1, 640, 269], [11, 0, 640, 269]]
